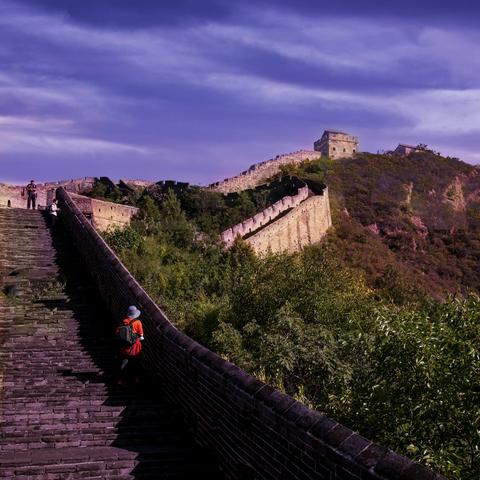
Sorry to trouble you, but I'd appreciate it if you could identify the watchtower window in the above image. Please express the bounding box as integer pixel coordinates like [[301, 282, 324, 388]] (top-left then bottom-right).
[[343, 148, 346, 152], [353, 149, 356, 153], [332, 147, 336, 151]]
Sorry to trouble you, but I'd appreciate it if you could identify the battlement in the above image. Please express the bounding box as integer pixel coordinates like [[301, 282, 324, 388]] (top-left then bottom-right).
[[0, 177, 96, 209], [155, 180, 190, 190], [314, 130, 358, 159], [210, 149, 322, 194], [220, 180, 310, 247]]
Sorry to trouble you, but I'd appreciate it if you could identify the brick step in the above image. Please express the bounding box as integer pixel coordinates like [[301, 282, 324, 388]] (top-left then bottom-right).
[[0, 425, 176, 443], [0, 408, 172, 424], [0, 414, 174, 431], [0, 445, 217, 480], [0, 435, 189, 455], [0, 209, 222, 478]]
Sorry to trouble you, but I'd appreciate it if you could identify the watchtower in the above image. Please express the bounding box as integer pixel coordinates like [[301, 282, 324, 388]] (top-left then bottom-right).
[[314, 130, 358, 159]]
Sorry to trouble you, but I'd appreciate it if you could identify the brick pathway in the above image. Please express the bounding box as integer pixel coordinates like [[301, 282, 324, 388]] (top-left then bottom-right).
[[0, 208, 221, 479]]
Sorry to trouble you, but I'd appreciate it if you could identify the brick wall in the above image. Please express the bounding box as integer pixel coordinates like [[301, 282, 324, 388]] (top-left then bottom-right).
[[211, 150, 322, 194], [0, 178, 95, 209], [245, 192, 332, 255], [220, 184, 309, 247], [57, 187, 444, 480]]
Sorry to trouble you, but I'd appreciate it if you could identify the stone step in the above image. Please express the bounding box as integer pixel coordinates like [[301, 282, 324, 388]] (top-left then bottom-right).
[[0, 208, 221, 478], [0, 445, 218, 479]]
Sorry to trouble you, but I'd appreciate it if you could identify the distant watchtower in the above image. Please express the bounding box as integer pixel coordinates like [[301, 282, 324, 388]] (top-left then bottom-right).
[[314, 130, 358, 159]]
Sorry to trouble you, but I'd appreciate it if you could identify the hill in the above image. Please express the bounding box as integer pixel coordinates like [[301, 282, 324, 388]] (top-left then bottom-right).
[[85, 153, 480, 479], [277, 151, 480, 299]]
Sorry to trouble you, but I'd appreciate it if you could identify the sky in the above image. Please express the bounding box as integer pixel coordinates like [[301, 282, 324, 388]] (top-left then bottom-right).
[[1, 0, 479, 185]]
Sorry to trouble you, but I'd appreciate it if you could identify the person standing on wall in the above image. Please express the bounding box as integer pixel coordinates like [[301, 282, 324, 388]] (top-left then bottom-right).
[[116, 305, 145, 387], [24, 180, 37, 209], [48, 198, 60, 227]]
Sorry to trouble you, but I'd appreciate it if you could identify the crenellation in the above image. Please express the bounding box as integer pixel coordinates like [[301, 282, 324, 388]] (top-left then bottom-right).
[[244, 193, 332, 255], [220, 180, 313, 250], [314, 130, 358, 159], [211, 149, 322, 194]]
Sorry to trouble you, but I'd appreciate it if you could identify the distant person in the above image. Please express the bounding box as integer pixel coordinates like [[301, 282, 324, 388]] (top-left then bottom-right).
[[116, 306, 145, 386], [24, 180, 37, 209], [48, 198, 59, 227]]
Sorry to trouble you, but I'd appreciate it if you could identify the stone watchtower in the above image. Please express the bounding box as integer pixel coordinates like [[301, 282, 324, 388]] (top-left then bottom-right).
[[314, 130, 358, 159]]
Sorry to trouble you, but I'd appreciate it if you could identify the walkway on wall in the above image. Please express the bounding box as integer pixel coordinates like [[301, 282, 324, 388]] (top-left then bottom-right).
[[0, 208, 222, 479]]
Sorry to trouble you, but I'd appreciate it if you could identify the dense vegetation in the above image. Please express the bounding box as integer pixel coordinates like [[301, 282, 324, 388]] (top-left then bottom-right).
[[95, 152, 479, 479], [280, 151, 480, 299]]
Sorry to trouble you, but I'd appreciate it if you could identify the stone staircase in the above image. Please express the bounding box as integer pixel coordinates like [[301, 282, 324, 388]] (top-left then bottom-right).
[[0, 208, 221, 479]]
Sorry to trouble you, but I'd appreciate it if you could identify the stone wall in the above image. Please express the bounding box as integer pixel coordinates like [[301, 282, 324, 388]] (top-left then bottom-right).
[[220, 184, 309, 246], [0, 178, 96, 209], [56, 186, 443, 480], [120, 178, 155, 189], [246, 191, 332, 255], [211, 150, 321, 194], [69, 193, 138, 231], [314, 131, 358, 159]]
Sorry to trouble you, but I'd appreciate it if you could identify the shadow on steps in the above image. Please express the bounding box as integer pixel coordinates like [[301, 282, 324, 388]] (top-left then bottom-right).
[[43, 217, 223, 479]]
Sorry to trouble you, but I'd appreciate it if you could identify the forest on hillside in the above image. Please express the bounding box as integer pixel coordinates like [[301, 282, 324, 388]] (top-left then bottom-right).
[[89, 152, 480, 479]]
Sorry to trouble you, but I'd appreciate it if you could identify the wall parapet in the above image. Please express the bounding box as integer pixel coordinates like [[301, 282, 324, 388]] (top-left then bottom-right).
[[210, 149, 321, 193], [69, 193, 138, 231], [56, 186, 444, 480], [220, 180, 309, 246]]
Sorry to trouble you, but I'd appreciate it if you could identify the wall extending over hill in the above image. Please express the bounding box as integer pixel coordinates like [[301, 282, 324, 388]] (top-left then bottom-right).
[[246, 191, 332, 255], [211, 149, 322, 193], [220, 178, 332, 255], [221, 183, 310, 247], [57, 187, 443, 480]]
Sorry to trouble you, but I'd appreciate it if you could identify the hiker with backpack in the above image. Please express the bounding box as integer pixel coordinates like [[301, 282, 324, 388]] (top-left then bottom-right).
[[116, 305, 145, 386]]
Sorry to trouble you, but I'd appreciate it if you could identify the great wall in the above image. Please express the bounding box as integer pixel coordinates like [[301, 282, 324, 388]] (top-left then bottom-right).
[[0, 131, 444, 479], [220, 177, 332, 255], [0, 177, 96, 209], [0, 190, 444, 479], [212, 131, 354, 253], [210, 149, 322, 193], [0, 178, 139, 232]]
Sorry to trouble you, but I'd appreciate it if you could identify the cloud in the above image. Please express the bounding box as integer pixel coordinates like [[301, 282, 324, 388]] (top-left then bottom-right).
[[0, 130, 147, 155], [0, 0, 479, 185]]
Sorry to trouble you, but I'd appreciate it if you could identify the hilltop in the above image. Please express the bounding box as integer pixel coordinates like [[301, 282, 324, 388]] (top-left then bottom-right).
[[81, 149, 480, 479], [276, 151, 480, 299]]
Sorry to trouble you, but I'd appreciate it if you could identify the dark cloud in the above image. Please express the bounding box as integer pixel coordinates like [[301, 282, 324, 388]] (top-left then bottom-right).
[[253, 0, 480, 26], [0, 0, 479, 184], [13, 0, 231, 28], [14, 0, 480, 28]]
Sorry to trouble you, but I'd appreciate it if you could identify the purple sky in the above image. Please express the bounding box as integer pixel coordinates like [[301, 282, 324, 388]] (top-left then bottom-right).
[[1, 0, 479, 185]]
